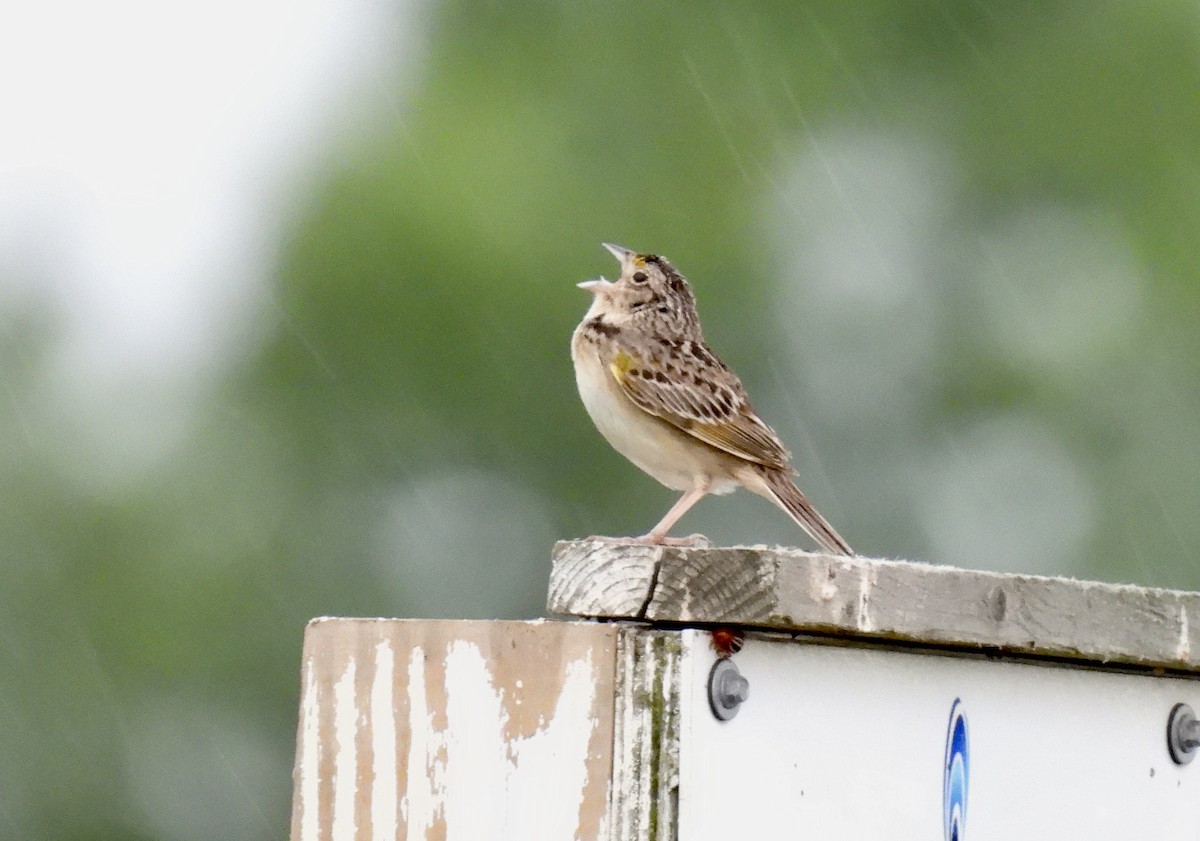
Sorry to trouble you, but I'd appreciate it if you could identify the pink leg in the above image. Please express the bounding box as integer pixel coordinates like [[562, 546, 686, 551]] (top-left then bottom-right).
[[639, 484, 709, 544]]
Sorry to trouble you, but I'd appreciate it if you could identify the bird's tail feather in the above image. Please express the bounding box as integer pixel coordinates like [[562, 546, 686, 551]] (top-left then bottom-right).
[[758, 469, 854, 556]]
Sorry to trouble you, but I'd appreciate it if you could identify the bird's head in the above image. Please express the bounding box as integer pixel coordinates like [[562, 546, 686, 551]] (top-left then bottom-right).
[[577, 243, 700, 336]]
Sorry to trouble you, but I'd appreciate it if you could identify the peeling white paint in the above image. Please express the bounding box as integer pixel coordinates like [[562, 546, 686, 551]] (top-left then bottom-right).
[[609, 631, 679, 838], [807, 559, 838, 616], [440, 643, 499, 840], [438, 641, 598, 841], [292, 622, 612, 840], [332, 657, 358, 840], [298, 657, 320, 841], [1179, 606, 1190, 660], [818, 561, 839, 602], [858, 566, 875, 632], [506, 652, 597, 840], [403, 645, 437, 841], [371, 640, 397, 841]]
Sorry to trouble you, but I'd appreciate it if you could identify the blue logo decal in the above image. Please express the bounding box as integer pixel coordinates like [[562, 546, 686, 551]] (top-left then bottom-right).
[[944, 698, 968, 841]]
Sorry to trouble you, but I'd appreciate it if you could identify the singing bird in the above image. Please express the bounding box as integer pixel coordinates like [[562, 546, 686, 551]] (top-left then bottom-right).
[[571, 243, 853, 555]]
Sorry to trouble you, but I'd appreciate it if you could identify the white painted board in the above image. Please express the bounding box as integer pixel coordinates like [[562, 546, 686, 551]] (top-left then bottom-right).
[[290, 619, 616, 841], [677, 630, 1200, 840]]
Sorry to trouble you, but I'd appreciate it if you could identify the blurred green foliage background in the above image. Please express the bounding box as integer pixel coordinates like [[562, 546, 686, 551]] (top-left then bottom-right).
[[3, 1, 1200, 837]]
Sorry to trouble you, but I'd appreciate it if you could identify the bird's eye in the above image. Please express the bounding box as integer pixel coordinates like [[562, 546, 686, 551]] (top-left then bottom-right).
[[631, 271, 648, 283]]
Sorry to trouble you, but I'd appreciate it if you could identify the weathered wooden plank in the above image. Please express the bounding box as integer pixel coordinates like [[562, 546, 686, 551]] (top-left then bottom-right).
[[289, 618, 617, 841], [549, 541, 665, 618], [608, 629, 681, 841], [548, 540, 1200, 673]]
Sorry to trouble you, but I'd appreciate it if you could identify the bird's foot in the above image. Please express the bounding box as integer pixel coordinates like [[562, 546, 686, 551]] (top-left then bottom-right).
[[583, 534, 652, 545], [645, 532, 711, 547]]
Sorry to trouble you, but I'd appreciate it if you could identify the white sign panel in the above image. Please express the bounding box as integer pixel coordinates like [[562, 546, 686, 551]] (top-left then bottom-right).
[[677, 630, 1200, 839]]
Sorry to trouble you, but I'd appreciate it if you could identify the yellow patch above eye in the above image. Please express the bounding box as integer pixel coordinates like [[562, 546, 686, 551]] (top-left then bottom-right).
[[633, 256, 646, 267], [609, 351, 636, 383]]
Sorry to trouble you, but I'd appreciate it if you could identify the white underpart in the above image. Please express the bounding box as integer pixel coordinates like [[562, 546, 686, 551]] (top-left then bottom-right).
[[572, 318, 739, 496]]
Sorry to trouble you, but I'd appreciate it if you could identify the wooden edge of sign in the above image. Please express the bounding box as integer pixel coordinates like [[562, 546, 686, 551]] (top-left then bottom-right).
[[548, 539, 1200, 674]]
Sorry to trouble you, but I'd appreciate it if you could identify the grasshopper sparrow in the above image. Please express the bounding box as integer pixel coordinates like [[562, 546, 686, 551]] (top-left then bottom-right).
[[571, 243, 853, 554]]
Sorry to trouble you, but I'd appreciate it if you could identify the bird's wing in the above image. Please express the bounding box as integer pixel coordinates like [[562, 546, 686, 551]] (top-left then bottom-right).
[[609, 339, 792, 471]]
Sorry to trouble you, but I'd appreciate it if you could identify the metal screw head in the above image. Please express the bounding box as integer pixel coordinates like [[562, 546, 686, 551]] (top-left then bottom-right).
[[1167, 703, 1200, 765], [708, 658, 749, 721]]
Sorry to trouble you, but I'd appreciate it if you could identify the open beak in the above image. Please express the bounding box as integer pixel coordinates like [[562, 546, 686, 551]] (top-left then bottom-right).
[[601, 242, 634, 263], [577, 276, 613, 294]]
